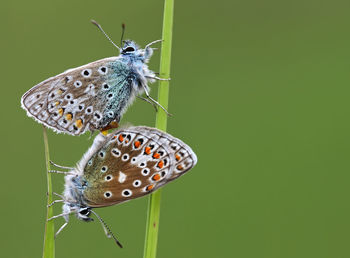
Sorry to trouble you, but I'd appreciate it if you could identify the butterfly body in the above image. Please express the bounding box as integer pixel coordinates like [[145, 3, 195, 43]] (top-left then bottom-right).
[[21, 41, 157, 135], [53, 126, 197, 234]]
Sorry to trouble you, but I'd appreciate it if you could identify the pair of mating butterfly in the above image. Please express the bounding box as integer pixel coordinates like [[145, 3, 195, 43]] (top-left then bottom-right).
[[21, 21, 197, 248]]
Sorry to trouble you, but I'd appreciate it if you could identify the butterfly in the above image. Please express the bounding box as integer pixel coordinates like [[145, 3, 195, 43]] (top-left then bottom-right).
[[21, 21, 169, 136], [48, 126, 197, 247]]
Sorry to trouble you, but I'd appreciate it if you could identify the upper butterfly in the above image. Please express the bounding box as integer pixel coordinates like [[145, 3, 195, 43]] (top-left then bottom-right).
[[21, 21, 167, 135]]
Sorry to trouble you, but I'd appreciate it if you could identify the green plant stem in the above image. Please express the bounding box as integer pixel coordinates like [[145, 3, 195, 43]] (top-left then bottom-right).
[[143, 0, 174, 257], [42, 126, 55, 258]]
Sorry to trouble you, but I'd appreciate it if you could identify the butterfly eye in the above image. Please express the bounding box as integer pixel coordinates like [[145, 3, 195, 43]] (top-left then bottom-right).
[[79, 208, 90, 216], [123, 46, 135, 53]]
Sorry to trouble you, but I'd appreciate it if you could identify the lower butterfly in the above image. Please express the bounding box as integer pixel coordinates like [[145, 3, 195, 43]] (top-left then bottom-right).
[[48, 126, 197, 247]]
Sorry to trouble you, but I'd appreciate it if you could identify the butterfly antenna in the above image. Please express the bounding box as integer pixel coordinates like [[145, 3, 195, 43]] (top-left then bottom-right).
[[91, 20, 120, 50], [91, 210, 123, 248], [120, 23, 126, 47]]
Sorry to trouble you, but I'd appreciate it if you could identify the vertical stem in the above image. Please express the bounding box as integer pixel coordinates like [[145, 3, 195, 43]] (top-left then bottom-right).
[[42, 126, 55, 258], [143, 0, 174, 257]]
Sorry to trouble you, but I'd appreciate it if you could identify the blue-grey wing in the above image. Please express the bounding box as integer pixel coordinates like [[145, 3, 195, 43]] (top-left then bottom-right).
[[21, 57, 138, 135]]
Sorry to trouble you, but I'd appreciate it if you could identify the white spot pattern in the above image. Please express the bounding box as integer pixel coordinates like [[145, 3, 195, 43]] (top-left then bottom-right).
[[118, 171, 127, 183]]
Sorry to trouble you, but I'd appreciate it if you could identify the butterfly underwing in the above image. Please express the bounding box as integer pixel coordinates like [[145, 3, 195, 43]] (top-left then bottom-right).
[[21, 27, 165, 135], [49, 126, 197, 246]]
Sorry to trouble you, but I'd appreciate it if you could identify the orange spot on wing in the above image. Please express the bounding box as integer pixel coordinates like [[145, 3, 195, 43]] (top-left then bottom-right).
[[75, 119, 83, 128], [118, 134, 124, 142], [134, 141, 141, 148], [55, 101, 60, 106], [65, 113, 72, 121], [153, 153, 160, 159], [145, 147, 151, 155], [125, 140, 129, 143], [152, 174, 161, 181], [58, 108, 64, 116], [113, 135, 117, 139], [157, 160, 164, 169], [177, 165, 184, 171], [57, 89, 63, 95], [146, 185, 154, 191], [175, 154, 181, 161]]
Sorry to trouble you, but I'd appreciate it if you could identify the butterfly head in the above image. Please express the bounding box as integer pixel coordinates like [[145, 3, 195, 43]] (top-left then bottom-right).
[[63, 202, 94, 222], [121, 40, 154, 62], [121, 40, 139, 55], [77, 207, 94, 222]]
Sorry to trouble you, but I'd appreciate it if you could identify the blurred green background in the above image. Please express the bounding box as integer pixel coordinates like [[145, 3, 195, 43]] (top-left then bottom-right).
[[1, 0, 350, 257]]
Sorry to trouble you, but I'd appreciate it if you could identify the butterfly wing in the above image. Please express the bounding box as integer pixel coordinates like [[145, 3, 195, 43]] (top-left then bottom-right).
[[80, 126, 197, 208], [21, 57, 137, 135]]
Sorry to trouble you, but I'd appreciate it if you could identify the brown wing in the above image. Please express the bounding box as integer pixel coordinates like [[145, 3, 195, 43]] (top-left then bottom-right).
[[21, 57, 129, 135], [81, 126, 197, 208]]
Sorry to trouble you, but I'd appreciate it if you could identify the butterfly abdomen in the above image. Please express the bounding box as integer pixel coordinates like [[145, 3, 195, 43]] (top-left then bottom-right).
[[96, 59, 148, 126]]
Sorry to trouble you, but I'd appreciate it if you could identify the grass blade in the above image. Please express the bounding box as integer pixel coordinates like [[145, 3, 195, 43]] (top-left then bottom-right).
[[143, 0, 174, 257], [42, 126, 55, 258]]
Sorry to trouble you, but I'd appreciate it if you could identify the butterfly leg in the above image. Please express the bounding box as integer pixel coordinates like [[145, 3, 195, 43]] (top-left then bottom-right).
[[48, 170, 75, 175], [146, 75, 171, 81], [144, 39, 163, 49], [53, 192, 64, 199], [47, 211, 72, 221], [55, 222, 68, 238], [100, 121, 119, 136], [47, 199, 64, 208], [49, 161, 74, 170], [142, 84, 173, 116], [137, 96, 158, 112]]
